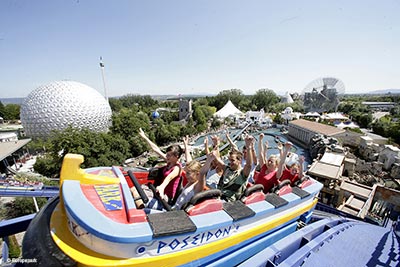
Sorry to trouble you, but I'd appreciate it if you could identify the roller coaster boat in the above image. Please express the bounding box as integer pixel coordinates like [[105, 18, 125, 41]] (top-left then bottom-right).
[[22, 153, 323, 267]]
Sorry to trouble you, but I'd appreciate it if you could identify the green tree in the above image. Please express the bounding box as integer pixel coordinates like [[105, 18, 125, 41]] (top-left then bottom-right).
[[273, 113, 283, 124], [251, 89, 280, 112], [357, 113, 373, 128], [110, 108, 149, 141], [1, 197, 47, 218], [31, 155, 60, 178], [0, 101, 5, 118], [388, 123, 400, 144], [193, 106, 206, 125], [181, 119, 197, 137], [209, 89, 246, 110], [108, 97, 123, 112], [8, 235, 21, 258], [2, 104, 20, 120], [33, 127, 131, 177]]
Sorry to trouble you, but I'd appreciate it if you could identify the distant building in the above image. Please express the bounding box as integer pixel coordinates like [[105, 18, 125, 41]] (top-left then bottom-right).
[[302, 112, 320, 121], [0, 132, 18, 142], [179, 99, 192, 121], [337, 180, 375, 218], [287, 119, 345, 146], [321, 112, 349, 122], [363, 132, 388, 145], [378, 145, 400, 170], [304, 87, 340, 113], [281, 107, 301, 124], [307, 151, 345, 205], [362, 102, 396, 111], [245, 109, 272, 127]]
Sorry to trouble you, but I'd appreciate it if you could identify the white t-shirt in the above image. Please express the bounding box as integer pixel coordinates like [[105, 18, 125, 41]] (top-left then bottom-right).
[[205, 169, 221, 189], [241, 159, 257, 183], [172, 183, 196, 210]]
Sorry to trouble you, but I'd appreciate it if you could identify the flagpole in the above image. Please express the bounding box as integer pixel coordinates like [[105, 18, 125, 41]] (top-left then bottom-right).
[[99, 56, 108, 101]]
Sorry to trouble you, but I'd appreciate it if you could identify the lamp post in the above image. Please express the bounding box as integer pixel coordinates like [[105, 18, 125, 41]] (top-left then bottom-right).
[[99, 56, 108, 101]]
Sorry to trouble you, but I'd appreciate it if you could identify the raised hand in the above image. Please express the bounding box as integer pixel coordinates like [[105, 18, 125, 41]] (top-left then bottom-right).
[[284, 141, 293, 151], [204, 136, 209, 146], [183, 135, 190, 147], [138, 128, 146, 138], [211, 135, 220, 147]]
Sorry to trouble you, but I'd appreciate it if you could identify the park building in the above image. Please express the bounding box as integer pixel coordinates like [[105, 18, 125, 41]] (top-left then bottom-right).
[[178, 99, 193, 121], [287, 119, 345, 147], [361, 101, 396, 111]]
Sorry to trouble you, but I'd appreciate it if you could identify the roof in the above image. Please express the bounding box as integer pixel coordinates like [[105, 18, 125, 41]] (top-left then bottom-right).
[[363, 132, 388, 142], [304, 112, 320, 117], [307, 161, 342, 180], [214, 100, 243, 118], [335, 121, 359, 129], [320, 152, 345, 166], [321, 113, 349, 120], [289, 119, 345, 136], [0, 139, 31, 161], [340, 180, 372, 199], [281, 92, 294, 103]]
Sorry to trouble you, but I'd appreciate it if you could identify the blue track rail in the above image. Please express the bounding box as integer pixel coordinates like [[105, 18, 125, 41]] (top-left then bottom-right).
[[0, 187, 59, 198], [238, 216, 400, 267]]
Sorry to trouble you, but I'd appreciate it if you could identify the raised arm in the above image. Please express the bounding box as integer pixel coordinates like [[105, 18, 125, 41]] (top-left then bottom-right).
[[204, 136, 210, 155], [258, 133, 266, 166], [157, 165, 181, 199], [138, 128, 166, 160], [298, 155, 305, 179], [277, 142, 292, 179], [183, 135, 192, 163], [225, 130, 239, 152], [195, 152, 215, 192], [243, 135, 255, 178], [210, 135, 221, 158], [251, 138, 258, 166]]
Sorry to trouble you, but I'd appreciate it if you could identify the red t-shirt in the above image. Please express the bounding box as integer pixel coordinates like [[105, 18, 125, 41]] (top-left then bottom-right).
[[280, 168, 299, 185], [254, 164, 278, 193]]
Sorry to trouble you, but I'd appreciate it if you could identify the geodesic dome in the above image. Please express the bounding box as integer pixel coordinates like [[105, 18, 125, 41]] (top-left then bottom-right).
[[20, 81, 112, 138]]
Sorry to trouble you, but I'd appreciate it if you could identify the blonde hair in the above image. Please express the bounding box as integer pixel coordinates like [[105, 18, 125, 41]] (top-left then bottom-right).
[[185, 160, 202, 173], [268, 155, 279, 164]]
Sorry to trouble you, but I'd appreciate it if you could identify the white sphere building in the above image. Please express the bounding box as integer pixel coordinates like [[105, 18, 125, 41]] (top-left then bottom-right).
[[20, 81, 112, 138]]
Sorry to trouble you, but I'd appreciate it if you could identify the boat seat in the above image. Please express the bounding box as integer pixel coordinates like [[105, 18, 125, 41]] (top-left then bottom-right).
[[185, 189, 223, 216], [296, 175, 314, 189], [291, 187, 310, 199], [241, 184, 265, 204], [223, 201, 255, 221], [275, 180, 292, 196], [265, 193, 288, 208], [186, 199, 223, 216], [147, 210, 197, 237], [242, 191, 266, 205]]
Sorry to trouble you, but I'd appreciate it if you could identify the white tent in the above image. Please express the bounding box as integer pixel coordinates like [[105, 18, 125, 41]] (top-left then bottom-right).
[[214, 100, 243, 118], [281, 91, 294, 103]]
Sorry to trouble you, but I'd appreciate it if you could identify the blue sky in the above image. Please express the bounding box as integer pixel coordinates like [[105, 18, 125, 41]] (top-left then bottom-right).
[[0, 0, 399, 98]]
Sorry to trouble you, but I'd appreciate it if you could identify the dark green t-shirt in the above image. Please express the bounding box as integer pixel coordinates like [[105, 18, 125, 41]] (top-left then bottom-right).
[[218, 167, 248, 202]]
